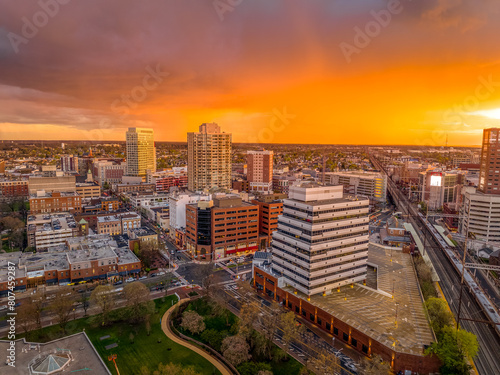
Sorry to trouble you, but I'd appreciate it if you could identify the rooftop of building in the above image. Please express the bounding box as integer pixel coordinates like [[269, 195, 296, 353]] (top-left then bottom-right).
[[0, 333, 111, 375], [325, 171, 385, 178], [129, 226, 157, 237], [97, 215, 121, 223], [260, 244, 435, 355], [30, 190, 80, 199], [27, 212, 77, 233]]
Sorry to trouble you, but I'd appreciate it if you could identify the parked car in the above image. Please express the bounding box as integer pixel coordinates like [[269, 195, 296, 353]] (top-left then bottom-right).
[[139, 276, 147, 280], [158, 271, 165, 276], [113, 280, 123, 286], [125, 277, 135, 283], [150, 273, 157, 278]]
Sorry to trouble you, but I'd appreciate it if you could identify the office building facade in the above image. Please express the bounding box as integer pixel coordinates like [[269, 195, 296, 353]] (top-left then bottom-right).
[[478, 128, 500, 195], [247, 150, 273, 192]]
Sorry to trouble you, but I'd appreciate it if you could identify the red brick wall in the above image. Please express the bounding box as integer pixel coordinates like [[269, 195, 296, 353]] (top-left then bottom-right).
[[253, 269, 441, 374]]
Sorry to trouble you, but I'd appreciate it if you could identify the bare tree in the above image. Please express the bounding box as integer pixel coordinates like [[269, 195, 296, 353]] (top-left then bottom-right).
[[17, 299, 38, 339], [90, 285, 116, 325], [48, 287, 76, 333], [258, 300, 283, 360], [193, 262, 216, 298], [238, 302, 259, 340]]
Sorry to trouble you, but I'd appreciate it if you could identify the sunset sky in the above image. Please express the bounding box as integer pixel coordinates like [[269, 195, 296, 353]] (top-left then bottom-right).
[[1, 0, 500, 146]]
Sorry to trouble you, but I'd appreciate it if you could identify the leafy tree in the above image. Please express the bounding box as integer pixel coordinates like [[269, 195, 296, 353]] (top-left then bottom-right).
[[200, 329, 227, 352], [238, 302, 259, 341], [426, 326, 479, 375], [358, 354, 394, 375], [426, 297, 453, 335], [280, 311, 304, 352], [221, 335, 251, 366], [90, 285, 116, 325], [124, 281, 155, 323], [48, 287, 76, 333], [306, 348, 339, 375], [237, 361, 273, 375], [180, 310, 206, 334]]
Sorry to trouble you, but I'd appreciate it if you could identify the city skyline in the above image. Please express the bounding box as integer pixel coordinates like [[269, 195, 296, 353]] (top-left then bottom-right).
[[1, 1, 500, 145]]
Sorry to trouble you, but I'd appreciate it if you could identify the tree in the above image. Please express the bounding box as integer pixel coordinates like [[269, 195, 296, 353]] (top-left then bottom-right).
[[280, 311, 304, 351], [90, 285, 116, 325], [258, 301, 282, 359], [306, 348, 340, 375], [358, 354, 394, 375], [426, 326, 479, 375], [180, 310, 206, 334], [49, 287, 76, 333], [426, 297, 453, 335], [237, 362, 272, 375], [221, 335, 251, 366], [78, 286, 90, 316], [193, 262, 216, 298], [124, 281, 155, 323], [129, 332, 135, 343], [17, 299, 39, 338], [200, 329, 227, 352], [257, 371, 273, 375], [238, 302, 259, 341]]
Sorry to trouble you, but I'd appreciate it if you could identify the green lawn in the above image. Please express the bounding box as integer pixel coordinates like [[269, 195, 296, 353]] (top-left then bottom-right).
[[15, 296, 221, 375]]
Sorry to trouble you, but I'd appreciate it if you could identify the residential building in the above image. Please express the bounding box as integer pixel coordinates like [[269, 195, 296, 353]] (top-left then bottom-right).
[[187, 123, 232, 191], [251, 193, 286, 249], [60, 155, 79, 172], [247, 149, 273, 192], [185, 195, 259, 260], [128, 227, 158, 243], [101, 197, 120, 211], [97, 212, 141, 236], [29, 191, 82, 214], [232, 178, 250, 193], [76, 182, 101, 199], [0, 160, 5, 175], [146, 168, 188, 192], [478, 128, 500, 195], [379, 216, 411, 248], [27, 213, 80, 251], [270, 184, 369, 296], [28, 176, 76, 194], [126, 127, 156, 177], [324, 171, 387, 204], [93, 159, 127, 186], [0, 179, 28, 200], [272, 175, 300, 195]]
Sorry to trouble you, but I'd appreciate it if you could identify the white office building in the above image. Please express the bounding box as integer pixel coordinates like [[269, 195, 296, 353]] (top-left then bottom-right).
[[459, 189, 500, 243], [271, 184, 370, 296]]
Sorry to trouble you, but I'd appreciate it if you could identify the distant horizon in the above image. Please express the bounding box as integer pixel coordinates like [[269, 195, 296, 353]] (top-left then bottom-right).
[[0, 139, 482, 148]]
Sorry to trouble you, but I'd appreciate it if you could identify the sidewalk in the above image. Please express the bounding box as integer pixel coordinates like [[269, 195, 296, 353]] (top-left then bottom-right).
[[160, 299, 232, 375]]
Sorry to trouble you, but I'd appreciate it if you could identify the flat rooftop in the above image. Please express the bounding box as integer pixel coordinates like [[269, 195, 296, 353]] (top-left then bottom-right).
[[280, 244, 435, 355], [0, 332, 111, 374], [27, 212, 77, 233]]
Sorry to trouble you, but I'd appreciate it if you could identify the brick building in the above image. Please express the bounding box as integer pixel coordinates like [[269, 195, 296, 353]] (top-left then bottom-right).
[[251, 193, 285, 249], [0, 179, 29, 199], [29, 191, 82, 214], [186, 195, 259, 261]]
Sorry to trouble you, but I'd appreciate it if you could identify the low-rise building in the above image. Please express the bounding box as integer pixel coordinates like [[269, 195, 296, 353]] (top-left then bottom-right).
[[324, 171, 387, 204], [128, 226, 158, 243], [147, 168, 188, 192], [76, 182, 101, 199], [251, 193, 286, 249], [97, 212, 141, 235], [29, 191, 82, 214], [123, 191, 169, 209], [27, 212, 80, 251], [28, 176, 76, 194], [112, 182, 156, 194]]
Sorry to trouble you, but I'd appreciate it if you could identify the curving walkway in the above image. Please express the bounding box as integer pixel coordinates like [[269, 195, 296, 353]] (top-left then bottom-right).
[[161, 298, 232, 375]]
